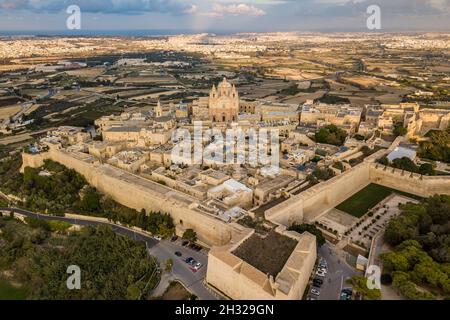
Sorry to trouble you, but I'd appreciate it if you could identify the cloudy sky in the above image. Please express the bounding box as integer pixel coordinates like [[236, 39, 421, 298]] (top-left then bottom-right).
[[0, 0, 449, 33]]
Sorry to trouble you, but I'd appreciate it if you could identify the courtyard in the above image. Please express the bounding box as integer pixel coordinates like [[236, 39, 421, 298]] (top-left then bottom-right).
[[232, 230, 298, 278], [335, 183, 420, 218], [347, 194, 419, 249]]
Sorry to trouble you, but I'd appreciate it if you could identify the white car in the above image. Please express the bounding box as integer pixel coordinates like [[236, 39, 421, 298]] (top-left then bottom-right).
[[194, 262, 203, 270], [316, 270, 326, 277], [318, 267, 327, 273], [310, 288, 321, 296], [153, 236, 162, 241]]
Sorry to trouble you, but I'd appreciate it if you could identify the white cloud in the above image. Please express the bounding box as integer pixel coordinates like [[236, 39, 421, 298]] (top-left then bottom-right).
[[184, 4, 198, 14], [198, 3, 266, 17]]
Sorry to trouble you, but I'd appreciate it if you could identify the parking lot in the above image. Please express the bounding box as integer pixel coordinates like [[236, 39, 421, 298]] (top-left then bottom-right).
[[306, 244, 359, 300]]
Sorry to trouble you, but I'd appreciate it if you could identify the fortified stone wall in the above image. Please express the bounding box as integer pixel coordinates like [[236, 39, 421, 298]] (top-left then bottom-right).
[[207, 251, 277, 300], [265, 162, 371, 224], [206, 229, 317, 300], [21, 150, 233, 247], [265, 149, 450, 226], [369, 164, 450, 197], [21, 153, 46, 172]]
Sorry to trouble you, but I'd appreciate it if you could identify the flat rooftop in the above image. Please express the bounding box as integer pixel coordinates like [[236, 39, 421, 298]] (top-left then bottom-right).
[[232, 230, 298, 278]]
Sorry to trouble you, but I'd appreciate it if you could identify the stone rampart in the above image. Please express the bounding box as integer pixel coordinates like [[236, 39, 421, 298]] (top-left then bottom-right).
[[22, 150, 233, 246]]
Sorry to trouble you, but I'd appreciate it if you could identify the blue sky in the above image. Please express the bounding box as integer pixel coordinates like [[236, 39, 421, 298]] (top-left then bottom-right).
[[0, 0, 449, 32]]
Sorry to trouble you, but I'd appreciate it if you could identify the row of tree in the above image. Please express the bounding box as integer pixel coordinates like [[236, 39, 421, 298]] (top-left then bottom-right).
[[418, 126, 450, 163], [377, 156, 436, 175], [13, 159, 176, 238], [0, 217, 160, 300], [381, 195, 450, 300]]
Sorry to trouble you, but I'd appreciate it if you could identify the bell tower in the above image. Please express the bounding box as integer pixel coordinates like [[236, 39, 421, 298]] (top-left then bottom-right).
[[155, 100, 163, 118]]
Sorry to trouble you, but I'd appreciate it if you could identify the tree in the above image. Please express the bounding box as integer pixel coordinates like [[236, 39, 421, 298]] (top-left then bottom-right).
[[165, 258, 174, 273], [393, 123, 407, 137], [380, 252, 410, 272], [380, 195, 450, 299], [126, 284, 141, 300], [0, 221, 159, 300], [418, 126, 450, 163], [418, 163, 435, 176], [311, 167, 335, 181], [288, 224, 326, 247], [346, 276, 381, 300], [361, 146, 371, 156], [315, 124, 348, 146], [392, 271, 436, 300], [81, 187, 101, 213], [182, 229, 197, 243], [392, 157, 419, 173], [377, 156, 389, 166]]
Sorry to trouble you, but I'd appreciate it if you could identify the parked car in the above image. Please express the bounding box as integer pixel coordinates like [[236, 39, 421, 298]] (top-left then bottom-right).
[[182, 240, 189, 246], [185, 257, 194, 264], [171, 236, 178, 242], [310, 288, 320, 296], [316, 270, 326, 277], [153, 236, 162, 241], [313, 280, 323, 287], [342, 288, 353, 296], [340, 288, 352, 300], [174, 251, 182, 257], [193, 262, 203, 270], [318, 267, 327, 274], [313, 278, 324, 285], [184, 258, 199, 272]]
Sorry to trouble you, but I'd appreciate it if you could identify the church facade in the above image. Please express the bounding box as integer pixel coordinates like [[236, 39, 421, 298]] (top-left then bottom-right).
[[192, 78, 240, 123], [209, 78, 239, 123]]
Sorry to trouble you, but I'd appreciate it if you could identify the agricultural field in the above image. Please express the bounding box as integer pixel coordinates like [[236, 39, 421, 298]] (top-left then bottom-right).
[[0, 105, 21, 120]]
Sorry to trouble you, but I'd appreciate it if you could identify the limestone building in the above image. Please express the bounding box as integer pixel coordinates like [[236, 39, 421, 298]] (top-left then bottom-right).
[[209, 78, 240, 123], [206, 227, 317, 300], [300, 101, 362, 133]]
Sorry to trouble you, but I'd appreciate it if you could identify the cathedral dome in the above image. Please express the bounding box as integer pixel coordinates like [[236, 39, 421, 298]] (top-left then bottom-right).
[[218, 78, 232, 89]]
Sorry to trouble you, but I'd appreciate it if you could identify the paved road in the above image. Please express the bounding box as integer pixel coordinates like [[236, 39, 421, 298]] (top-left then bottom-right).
[[148, 239, 216, 300], [312, 244, 359, 300], [0, 207, 218, 300]]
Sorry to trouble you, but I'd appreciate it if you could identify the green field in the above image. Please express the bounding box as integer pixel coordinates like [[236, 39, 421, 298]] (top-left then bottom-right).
[[0, 280, 28, 300], [335, 184, 421, 218]]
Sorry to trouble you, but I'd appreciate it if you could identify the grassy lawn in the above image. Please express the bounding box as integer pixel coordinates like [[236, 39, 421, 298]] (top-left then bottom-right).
[[335, 184, 421, 218], [161, 281, 193, 300], [0, 280, 28, 300]]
